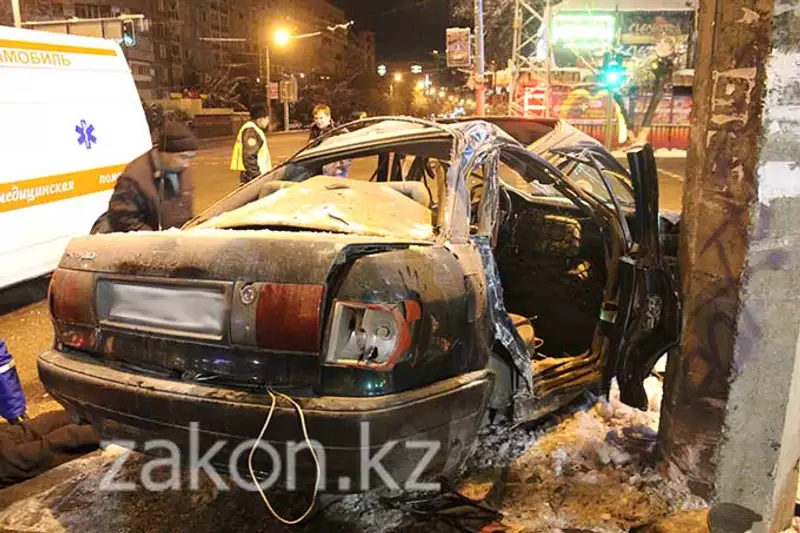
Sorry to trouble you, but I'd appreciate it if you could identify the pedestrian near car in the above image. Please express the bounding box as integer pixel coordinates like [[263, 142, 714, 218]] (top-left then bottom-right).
[[91, 120, 198, 234], [309, 104, 337, 141], [231, 106, 273, 185]]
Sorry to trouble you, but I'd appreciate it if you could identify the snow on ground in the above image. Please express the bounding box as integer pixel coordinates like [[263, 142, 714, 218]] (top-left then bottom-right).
[[0, 378, 706, 532], [495, 381, 706, 532]]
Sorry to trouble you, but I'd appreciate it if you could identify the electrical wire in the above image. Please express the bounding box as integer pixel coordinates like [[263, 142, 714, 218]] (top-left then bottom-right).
[[247, 389, 321, 525]]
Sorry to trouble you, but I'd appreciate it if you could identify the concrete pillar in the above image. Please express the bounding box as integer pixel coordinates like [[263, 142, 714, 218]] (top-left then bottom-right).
[[659, 0, 800, 531]]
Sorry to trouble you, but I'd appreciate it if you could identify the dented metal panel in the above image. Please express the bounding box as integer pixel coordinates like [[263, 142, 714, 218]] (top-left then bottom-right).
[[196, 175, 435, 240]]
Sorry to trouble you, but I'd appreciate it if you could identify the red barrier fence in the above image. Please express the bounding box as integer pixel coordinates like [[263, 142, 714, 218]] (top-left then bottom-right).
[[569, 120, 691, 150]]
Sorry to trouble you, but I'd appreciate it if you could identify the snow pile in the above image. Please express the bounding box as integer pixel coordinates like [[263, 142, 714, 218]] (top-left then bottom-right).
[[498, 382, 706, 533]]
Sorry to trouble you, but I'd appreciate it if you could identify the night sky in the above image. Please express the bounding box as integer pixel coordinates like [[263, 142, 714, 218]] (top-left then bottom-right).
[[331, 0, 450, 62]]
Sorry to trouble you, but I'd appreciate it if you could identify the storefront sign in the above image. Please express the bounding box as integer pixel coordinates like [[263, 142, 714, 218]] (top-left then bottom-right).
[[552, 14, 616, 49]]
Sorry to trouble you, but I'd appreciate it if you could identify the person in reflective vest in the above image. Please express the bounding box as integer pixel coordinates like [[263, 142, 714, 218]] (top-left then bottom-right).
[[231, 106, 272, 185]]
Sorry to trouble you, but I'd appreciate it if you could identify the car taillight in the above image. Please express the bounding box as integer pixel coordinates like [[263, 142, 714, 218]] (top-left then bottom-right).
[[49, 269, 96, 326], [324, 300, 421, 371], [256, 283, 324, 352]]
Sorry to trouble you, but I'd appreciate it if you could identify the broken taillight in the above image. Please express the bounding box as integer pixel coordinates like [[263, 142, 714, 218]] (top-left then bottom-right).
[[255, 283, 325, 352], [49, 269, 96, 326], [324, 300, 421, 371], [49, 269, 97, 352]]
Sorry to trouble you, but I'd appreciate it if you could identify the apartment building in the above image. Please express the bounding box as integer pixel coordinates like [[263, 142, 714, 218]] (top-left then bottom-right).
[[4, 0, 158, 99], [2, 0, 376, 98]]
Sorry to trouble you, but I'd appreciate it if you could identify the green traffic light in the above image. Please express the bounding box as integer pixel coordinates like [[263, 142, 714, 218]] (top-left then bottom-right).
[[598, 60, 627, 91]]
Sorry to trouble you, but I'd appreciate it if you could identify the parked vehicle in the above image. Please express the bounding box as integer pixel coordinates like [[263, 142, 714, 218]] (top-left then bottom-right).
[[0, 26, 151, 289], [40, 117, 680, 491]]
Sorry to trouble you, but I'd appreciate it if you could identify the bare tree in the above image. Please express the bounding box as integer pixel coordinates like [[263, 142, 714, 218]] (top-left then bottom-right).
[[625, 35, 682, 142], [197, 68, 248, 111], [450, 0, 517, 66]]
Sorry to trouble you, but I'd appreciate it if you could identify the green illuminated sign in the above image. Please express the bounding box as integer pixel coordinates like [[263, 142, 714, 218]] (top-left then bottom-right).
[[552, 14, 616, 49]]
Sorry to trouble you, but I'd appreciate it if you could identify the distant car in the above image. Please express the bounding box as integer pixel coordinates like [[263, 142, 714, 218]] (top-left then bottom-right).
[[40, 117, 680, 492]]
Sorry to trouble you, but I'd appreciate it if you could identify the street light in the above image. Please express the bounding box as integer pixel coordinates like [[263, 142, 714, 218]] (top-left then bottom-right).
[[263, 26, 292, 132], [274, 28, 291, 47], [415, 80, 425, 90], [393, 72, 404, 83], [439, 90, 446, 98]]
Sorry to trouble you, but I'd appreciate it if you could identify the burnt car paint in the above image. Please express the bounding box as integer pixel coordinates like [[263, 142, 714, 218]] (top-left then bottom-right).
[[38, 117, 680, 491]]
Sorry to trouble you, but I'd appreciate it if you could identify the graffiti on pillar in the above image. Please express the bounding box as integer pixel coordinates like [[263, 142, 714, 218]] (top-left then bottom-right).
[[704, 68, 758, 191], [675, 62, 766, 408]]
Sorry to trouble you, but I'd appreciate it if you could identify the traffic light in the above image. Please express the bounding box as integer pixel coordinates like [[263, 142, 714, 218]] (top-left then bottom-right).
[[597, 52, 627, 92], [121, 19, 136, 47]]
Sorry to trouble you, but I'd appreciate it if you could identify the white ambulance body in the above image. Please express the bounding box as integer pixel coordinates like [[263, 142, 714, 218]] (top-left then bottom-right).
[[0, 26, 151, 289]]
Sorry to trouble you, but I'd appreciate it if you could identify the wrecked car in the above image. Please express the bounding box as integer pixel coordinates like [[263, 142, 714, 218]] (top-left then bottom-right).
[[39, 117, 680, 492]]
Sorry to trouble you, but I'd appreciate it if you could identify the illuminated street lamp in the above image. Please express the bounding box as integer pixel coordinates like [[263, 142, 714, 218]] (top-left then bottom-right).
[[274, 28, 291, 47], [415, 80, 425, 90], [438, 90, 446, 98], [393, 72, 403, 82]]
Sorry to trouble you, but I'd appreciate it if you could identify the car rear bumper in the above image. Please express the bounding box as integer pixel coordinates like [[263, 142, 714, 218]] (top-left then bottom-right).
[[38, 350, 494, 493]]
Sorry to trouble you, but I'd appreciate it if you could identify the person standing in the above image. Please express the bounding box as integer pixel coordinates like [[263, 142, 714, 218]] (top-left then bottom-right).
[[231, 106, 272, 185], [309, 104, 336, 141], [92, 120, 198, 234]]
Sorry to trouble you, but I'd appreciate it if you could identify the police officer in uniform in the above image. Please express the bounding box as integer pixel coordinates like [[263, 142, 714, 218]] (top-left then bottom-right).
[[231, 106, 272, 185]]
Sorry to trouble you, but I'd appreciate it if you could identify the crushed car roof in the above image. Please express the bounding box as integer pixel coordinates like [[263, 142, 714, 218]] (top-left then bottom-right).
[[295, 118, 519, 161]]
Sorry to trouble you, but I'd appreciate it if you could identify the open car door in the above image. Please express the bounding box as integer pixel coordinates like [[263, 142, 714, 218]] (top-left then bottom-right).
[[499, 130, 680, 412], [543, 141, 680, 410], [610, 145, 681, 408]]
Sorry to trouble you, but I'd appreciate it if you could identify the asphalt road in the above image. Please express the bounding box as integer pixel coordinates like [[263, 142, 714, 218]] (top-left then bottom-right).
[[0, 131, 686, 416]]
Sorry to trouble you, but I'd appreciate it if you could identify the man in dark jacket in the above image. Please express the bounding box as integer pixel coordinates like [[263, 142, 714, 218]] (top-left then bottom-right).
[[104, 121, 197, 233], [309, 104, 336, 141]]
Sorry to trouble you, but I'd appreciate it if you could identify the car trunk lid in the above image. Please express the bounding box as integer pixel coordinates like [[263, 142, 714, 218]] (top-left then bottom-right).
[[51, 231, 427, 389]]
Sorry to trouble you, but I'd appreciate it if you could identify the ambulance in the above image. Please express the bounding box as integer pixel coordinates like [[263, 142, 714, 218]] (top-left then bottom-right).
[[0, 25, 151, 289]]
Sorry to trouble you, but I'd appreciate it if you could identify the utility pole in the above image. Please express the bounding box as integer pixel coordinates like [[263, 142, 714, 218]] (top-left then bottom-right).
[[544, 0, 552, 117], [474, 0, 486, 116], [604, 88, 614, 148], [11, 0, 22, 27], [282, 76, 290, 132], [264, 45, 272, 130]]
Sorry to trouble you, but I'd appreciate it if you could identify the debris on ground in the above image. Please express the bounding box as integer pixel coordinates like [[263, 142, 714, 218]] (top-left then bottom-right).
[[459, 380, 706, 533], [0, 378, 707, 532]]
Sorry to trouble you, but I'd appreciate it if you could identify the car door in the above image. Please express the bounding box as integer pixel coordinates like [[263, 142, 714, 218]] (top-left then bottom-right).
[[607, 144, 681, 409], [501, 141, 679, 410], [557, 142, 681, 409]]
